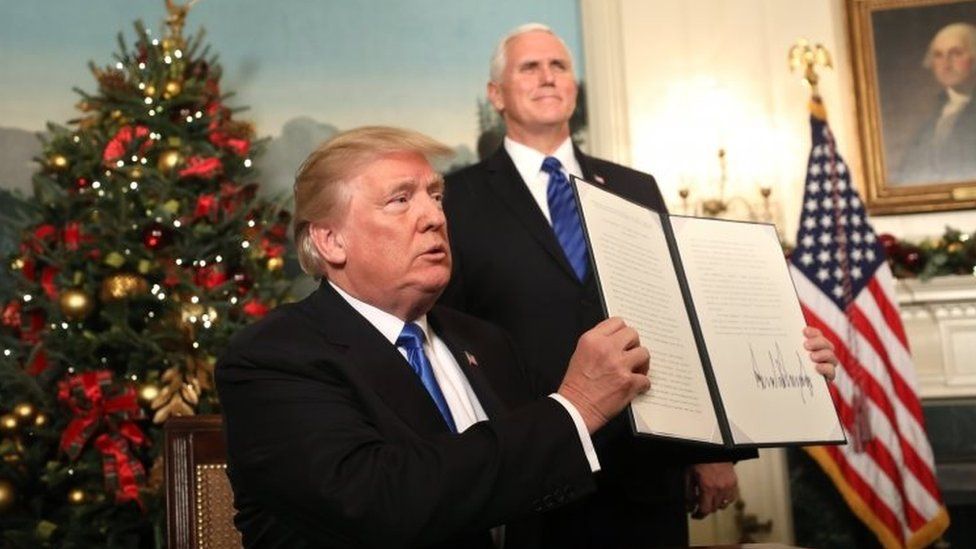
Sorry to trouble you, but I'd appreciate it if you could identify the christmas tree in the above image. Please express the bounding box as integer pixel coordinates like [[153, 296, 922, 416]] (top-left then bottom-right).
[[0, 2, 293, 546]]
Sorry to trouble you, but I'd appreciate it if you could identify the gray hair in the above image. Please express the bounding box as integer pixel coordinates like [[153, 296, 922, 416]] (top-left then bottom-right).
[[923, 22, 976, 68], [488, 22, 575, 83]]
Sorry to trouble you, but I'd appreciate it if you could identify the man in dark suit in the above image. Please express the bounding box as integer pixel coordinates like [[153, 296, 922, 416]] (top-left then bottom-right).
[[216, 126, 655, 548], [894, 22, 976, 185], [442, 24, 837, 547]]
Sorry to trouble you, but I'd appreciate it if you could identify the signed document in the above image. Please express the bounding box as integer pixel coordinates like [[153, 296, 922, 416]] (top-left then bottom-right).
[[572, 176, 844, 448]]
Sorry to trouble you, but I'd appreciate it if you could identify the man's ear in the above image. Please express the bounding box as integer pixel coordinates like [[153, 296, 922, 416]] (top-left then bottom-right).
[[487, 80, 505, 113], [309, 222, 346, 267]]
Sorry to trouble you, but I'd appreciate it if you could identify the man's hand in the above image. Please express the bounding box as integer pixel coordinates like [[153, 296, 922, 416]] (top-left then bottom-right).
[[688, 462, 738, 519], [557, 317, 651, 433], [803, 327, 838, 381]]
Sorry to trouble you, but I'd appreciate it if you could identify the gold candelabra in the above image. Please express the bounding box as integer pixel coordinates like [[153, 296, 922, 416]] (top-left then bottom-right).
[[677, 148, 775, 222]]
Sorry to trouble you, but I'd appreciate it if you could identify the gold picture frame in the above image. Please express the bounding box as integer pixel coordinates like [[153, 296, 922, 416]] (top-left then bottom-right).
[[848, 0, 976, 214]]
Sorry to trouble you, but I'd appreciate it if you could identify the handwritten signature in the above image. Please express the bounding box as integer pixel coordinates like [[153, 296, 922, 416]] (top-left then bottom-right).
[[749, 342, 814, 403]]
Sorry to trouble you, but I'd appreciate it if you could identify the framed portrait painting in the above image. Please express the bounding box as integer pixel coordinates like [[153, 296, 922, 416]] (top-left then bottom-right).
[[848, 0, 976, 213]]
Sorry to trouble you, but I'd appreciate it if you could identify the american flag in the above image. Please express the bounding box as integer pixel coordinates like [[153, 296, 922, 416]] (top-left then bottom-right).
[[788, 99, 949, 548]]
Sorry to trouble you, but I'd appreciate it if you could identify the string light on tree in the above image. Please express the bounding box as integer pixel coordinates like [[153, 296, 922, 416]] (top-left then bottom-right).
[[67, 488, 87, 505], [59, 288, 95, 320], [0, 415, 17, 433], [13, 404, 34, 419], [0, 479, 15, 512]]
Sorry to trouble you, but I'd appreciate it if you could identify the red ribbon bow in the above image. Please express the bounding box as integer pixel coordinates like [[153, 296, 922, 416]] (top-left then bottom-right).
[[58, 370, 148, 505], [209, 131, 251, 156], [102, 125, 151, 166], [179, 156, 223, 180]]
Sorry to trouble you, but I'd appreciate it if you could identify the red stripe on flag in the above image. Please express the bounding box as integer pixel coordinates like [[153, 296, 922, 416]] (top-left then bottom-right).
[[825, 444, 906, 546], [847, 305, 924, 423], [867, 277, 910, 351], [801, 305, 941, 509], [849, 301, 924, 421], [846, 305, 942, 502], [832, 380, 926, 531]]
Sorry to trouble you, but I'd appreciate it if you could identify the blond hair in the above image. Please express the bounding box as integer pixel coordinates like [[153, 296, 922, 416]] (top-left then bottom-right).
[[292, 126, 453, 276]]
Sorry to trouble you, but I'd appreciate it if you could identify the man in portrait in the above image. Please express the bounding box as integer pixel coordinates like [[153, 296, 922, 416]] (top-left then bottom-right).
[[894, 22, 976, 184], [215, 126, 657, 548]]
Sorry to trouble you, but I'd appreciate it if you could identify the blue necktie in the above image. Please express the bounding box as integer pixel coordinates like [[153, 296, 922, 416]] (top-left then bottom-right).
[[396, 323, 457, 433], [542, 156, 588, 281]]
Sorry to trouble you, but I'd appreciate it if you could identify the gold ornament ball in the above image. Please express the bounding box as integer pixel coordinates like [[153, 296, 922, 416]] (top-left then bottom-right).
[[180, 302, 205, 326], [267, 257, 284, 271], [10, 257, 25, 272], [0, 479, 14, 511], [130, 166, 144, 180], [157, 149, 183, 174], [0, 414, 16, 432], [49, 154, 69, 171], [67, 488, 86, 505], [100, 273, 149, 302], [163, 80, 182, 99], [59, 288, 94, 321], [948, 242, 963, 253], [13, 403, 33, 419], [34, 413, 47, 428], [143, 84, 157, 97], [140, 384, 160, 402]]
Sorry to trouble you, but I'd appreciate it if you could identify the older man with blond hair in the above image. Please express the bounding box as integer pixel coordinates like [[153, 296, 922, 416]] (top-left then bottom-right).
[[216, 126, 655, 548]]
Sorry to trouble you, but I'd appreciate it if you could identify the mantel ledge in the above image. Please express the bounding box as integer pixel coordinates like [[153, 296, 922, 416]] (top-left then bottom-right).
[[894, 274, 976, 305]]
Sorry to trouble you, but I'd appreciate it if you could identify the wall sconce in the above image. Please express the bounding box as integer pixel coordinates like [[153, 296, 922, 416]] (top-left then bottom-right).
[[677, 148, 776, 222]]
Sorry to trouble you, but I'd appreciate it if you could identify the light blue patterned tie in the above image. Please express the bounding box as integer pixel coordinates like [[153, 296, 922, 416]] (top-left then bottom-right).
[[396, 323, 457, 433], [542, 156, 588, 281]]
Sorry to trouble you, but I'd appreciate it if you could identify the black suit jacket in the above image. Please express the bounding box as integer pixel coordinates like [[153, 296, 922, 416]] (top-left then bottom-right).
[[216, 282, 596, 548], [894, 92, 976, 184], [441, 146, 755, 545]]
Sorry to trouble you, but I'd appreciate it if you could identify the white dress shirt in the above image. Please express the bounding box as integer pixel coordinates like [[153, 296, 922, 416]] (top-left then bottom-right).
[[504, 136, 583, 225], [329, 282, 599, 471]]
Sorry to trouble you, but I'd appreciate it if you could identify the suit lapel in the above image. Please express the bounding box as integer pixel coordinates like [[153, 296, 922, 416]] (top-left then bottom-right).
[[427, 308, 504, 419], [305, 283, 451, 435], [574, 146, 602, 184], [484, 148, 580, 282]]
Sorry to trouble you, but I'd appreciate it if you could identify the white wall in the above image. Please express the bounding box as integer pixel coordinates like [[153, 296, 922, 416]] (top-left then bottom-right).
[[582, 0, 976, 242]]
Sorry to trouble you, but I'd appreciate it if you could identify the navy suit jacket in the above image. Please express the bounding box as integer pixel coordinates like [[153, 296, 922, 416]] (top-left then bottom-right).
[[216, 282, 596, 548]]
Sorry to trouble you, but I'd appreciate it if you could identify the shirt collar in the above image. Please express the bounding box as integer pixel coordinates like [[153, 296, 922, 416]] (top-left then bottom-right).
[[504, 136, 579, 182], [329, 281, 430, 345]]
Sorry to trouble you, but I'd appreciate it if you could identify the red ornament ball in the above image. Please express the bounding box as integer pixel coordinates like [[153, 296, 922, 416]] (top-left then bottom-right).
[[75, 177, 89, 191], [877, 233, 899, 259], [903, 248, 922, 270], [232, 271, 253, 295], [142, 222, 173, 250]]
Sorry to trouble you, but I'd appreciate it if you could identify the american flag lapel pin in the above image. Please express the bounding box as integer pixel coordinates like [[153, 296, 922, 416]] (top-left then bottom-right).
[[464, 351, 478, 367], [593, 174, 606, 184]]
